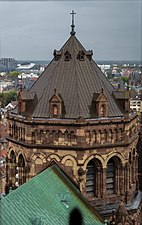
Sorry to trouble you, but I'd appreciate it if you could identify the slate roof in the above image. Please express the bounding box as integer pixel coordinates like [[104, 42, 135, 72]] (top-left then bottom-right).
[[19, 90, 36, 100], [15, 34, 124, 118], [0, 164, 104, 225]]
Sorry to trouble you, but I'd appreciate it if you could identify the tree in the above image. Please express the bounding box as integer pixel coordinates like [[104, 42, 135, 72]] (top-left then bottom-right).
[[0, 90, 17, 107], [7, 71, 21, 79], [121, 76, 129, 85]]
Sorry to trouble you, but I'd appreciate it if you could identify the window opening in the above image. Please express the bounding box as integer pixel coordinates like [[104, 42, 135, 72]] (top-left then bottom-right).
[[106, 159, 115, 194]]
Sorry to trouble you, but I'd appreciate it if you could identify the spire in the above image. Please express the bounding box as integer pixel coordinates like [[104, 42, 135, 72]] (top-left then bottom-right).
[[70, 10, 76, 36]]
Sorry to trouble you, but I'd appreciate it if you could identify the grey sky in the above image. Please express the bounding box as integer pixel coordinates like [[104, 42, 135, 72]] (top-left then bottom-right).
[[0, 1, 141, 61]]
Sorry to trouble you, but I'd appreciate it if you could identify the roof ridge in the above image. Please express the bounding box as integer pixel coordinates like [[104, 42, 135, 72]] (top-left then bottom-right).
[[74, 58, 82, 117]]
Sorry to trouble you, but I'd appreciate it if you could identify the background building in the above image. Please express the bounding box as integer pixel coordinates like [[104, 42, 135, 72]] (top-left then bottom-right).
[[0, 58, 17, 72]]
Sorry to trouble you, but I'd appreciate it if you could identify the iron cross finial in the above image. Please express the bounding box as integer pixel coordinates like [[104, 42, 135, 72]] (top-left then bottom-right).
[[70, 10, 76, 36]]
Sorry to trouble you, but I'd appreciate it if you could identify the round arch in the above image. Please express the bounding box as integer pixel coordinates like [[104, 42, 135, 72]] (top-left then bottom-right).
[[85, 155, 104, 198], [84, 154, 104, 170], [47, 154, 60, 163], [61, 155, 77, 176], [18, 153, 25, 167], [61, 155, 77, 166], [31, 153, 46, 163], [8, 147, 16, 159], [17, 151, 27, 164], [105, 152, 125, 167]]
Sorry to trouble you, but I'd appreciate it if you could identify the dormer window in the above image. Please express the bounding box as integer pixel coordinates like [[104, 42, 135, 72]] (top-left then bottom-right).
[[100, 104, 105, 116], [80, 55, 84, 60], [86, 50, 93, 61], [53, 50, 62, 61], [49, 89, 65, 118], [64, 51, 71, 61], [53, 104, 58, 116], [77, 51, 85, 61], [18, 88, 37, 116], [90, 90, 108, 118]]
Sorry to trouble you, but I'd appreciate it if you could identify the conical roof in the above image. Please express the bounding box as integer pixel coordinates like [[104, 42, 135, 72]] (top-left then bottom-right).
[[29, 35, 123, 119]]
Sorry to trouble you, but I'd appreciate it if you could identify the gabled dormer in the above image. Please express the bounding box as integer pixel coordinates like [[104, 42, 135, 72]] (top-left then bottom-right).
[[90, 89, 108, 117], [77, 50, 85, 61], [64, 51, 71, 61], [49, 89, 65, 118], [18, 87, 37, 116], [113, 89, 130, 113], [53, 50, 62, 61], [85, 50, 93, 61]]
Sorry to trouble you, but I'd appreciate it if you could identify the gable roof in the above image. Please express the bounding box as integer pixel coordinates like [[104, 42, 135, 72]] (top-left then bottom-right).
[[19, 89, 36, 101], [0, 164, 104, 225]]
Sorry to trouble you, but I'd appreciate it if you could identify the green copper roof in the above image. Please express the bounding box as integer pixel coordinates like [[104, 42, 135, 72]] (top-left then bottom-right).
[[0, 164, 104, 225]]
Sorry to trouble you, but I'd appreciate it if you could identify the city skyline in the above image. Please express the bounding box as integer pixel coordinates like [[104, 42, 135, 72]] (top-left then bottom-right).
[[0, 1, 141, 61]]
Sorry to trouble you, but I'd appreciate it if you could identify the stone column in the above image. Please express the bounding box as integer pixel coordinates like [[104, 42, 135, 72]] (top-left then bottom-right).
[[125, 162, 130, 203], [116, 164, 120, 195], [18, 166, 23, 186], [97, 166, 101, 198], [25, 163, 30, 182], [120, 165, 125, 195], [11, 163, 16, 187], [5, 157, 10, 194]]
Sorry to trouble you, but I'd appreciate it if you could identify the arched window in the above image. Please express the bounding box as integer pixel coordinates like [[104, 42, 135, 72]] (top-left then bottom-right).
[[18, 154, 25, 167], [100, 104, 105, 116], [113, 129, 117, 143], [97, 130, 101, 144], [10, 150, 16, 163], [52, 130, 58, 143], [86, 159, 102, 197], [18, 154, 25, 186], [46, 130, 50, 143], [70, 131, 76, 143], [102, 129, 107, 144], [92, 130, 97, 144], [40, 130, 44, 143], [53, 105, 58, 116], [15, 126, 18, 139], [20, 127, 22, 141], [64, 131, 68, 143], [108, 129, 113, 143], [86, 160, 96, 197], [86, 131, 91, 144], [106, 159, 115, 194], [22, 128, 25, 141], [64, 51, 71, 61], [35, 157, 43, 174]]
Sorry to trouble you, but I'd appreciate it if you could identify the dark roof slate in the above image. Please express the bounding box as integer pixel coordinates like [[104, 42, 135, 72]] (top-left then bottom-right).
[[26, 35, 123, 118], [20, 90, 36, 100]]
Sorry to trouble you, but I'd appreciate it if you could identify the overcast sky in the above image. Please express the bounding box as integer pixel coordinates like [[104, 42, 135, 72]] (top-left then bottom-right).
[[0, 1, 141, 61]]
